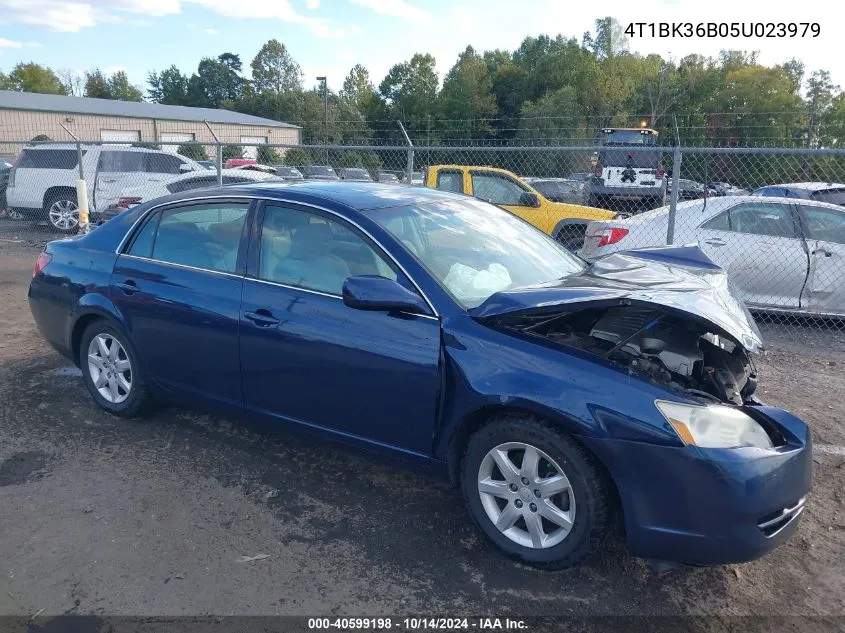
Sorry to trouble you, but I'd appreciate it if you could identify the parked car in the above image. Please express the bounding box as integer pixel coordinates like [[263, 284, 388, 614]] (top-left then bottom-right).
[[752, 182, 845, 206], [28, 182, 810, 569], [0, 160, 11, 217], [301, 165, 339, 180], [523, 178, 585, 204], [580, 196, 845, 317], [233, 163, 276, 174], [338, 168, 373, 182], [5, 144, 205, 233], [197, 160, 215, 170], [708, 182, 749, 196], [406, 171, 424, 186], [377, 172, 399, 184], [668, 178, 709, 201], [568, 172, 592, 182], [585, 147, 667, 212], [275, 166, 304, 180], [426, 164, 615, 250], [97, 169, 280, 223]]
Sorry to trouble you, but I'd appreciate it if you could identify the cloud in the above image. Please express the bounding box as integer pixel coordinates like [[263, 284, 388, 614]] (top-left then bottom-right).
[[0, 37, 41, 48], [349, 0, 429, 23], [306, 0, 319, 8], [0, 0, 348, 38], [203, 27, 218, 35]]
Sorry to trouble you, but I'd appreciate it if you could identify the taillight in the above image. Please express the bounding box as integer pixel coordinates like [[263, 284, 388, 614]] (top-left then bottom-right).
[[592, 227, 629, 248], [595, 165, 603, 177], [656, 169, 665, 179], [33, 252, 52, 277], [117, 196, 142, 209]]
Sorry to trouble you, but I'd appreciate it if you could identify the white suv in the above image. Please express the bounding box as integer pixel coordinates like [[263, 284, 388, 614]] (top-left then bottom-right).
[[6, 144, 204, 233]]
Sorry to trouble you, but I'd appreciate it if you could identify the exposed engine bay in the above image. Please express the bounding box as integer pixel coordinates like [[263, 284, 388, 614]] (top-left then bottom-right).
[[497, 305, 758, 405]]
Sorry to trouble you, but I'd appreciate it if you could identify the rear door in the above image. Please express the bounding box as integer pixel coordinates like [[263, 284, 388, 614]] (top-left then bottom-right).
[[110, 199, 251, 409], [696, 201, 808, 310], [795, 204, 845, 315]]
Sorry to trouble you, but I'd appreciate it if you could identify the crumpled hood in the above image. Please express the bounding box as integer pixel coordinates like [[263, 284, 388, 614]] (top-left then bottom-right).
[[472, 246, 764, 353]]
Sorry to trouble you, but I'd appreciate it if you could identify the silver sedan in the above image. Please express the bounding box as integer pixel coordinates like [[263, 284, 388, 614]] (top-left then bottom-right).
[[579, 195, 845, 317]]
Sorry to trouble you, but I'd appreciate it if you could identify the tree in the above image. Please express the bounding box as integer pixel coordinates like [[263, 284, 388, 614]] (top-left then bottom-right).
[[340, 64, 378, 116], [222, 145, 243, 160], [438, 46, 498, 139], [85, 68, 143, 101], [31, 134, 52, 142], [257, 145, 281, 164], [57, 69, 84, 96], [806, 70, 838, 148], [379, 53, 439, 133], [590, 18, 629, 60], [84, 69, 110, 99], [250, 39, 302, 93], [5, 63, 68, 95], [148, 65, 189, 105], [340, 151, 362, 167], [178, 143, 208, 160], [218, 53, 243, 74], [186, 56, 245, 107], [282, 147, 312, 167]]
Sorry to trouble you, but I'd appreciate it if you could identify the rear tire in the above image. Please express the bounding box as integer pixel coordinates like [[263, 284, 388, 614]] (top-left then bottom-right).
[[460, 414, 611, 569], [80, 320, 152, 418], [44, 191, 79, 234]]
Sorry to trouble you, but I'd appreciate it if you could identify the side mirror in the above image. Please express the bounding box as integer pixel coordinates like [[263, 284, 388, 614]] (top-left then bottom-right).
[[519, 192, 541, 207], [342, 276, 430, 315], [180, 163, 194, 173]]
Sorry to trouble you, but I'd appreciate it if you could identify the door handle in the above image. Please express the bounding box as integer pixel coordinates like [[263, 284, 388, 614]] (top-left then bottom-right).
[[244, 309, 280, 327], [704, 238, 726, 247], [115, 279, 140, 294]]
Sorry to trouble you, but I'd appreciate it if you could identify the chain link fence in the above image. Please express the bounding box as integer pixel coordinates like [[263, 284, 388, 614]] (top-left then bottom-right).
[[1, 132, 843, 340]]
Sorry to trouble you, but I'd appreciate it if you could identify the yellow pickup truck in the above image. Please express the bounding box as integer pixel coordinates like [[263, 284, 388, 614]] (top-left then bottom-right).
[[425, 165, 616, 249]]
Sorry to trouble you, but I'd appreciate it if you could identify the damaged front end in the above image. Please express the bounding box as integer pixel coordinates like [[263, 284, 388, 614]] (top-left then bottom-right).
[[473, 247, 765, 406], [493, 303, 757, 405]]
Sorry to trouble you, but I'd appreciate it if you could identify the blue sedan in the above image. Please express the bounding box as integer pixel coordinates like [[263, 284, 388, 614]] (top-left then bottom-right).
[[28, 182, 811, 569]]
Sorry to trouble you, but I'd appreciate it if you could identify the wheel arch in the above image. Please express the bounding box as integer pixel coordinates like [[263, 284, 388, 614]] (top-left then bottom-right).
[[43, 186, 78, 210], [69, 299, 128, 367], [552, 218, 590, 240]]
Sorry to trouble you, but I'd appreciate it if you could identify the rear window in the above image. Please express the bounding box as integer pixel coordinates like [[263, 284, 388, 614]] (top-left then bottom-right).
[[598, 149, 660, 169], [17, 149, 83, 169], [810, 189, 845, 206]]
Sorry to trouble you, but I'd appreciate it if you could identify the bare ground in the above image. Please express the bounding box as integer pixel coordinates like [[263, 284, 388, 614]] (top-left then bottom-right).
[[0, 240, 843, 626]]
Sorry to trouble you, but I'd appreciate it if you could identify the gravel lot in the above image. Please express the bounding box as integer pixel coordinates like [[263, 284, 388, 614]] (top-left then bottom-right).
[[1, 233, 843, 629]]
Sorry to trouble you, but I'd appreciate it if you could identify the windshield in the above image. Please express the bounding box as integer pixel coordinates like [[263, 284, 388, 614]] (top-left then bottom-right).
[[362, 199, 585, 309]]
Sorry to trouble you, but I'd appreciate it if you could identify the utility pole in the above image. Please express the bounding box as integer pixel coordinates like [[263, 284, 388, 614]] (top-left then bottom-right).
[[316, 76, 328, 165]]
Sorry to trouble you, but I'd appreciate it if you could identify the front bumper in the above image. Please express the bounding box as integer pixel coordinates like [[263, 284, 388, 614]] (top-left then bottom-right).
[[581, 406, 812, 565]]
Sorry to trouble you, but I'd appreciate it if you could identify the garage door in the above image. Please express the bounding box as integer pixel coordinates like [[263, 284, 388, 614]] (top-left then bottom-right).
[[161, 133, 196, 154], [240, 136, 267, 160], [100, 130, 141, 146]]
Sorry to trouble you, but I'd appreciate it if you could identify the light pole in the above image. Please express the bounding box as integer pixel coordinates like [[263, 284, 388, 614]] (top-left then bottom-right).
[[316, 76, 328, 165]]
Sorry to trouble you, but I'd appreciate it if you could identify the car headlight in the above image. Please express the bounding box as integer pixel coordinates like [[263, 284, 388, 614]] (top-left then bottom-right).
[[655, 401, 774, 449]]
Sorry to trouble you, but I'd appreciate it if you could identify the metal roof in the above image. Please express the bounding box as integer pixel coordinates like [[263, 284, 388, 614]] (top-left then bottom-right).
[[0, 90, 299, 128]]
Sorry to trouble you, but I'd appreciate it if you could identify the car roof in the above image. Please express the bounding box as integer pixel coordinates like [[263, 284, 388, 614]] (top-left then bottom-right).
[[165, 181, 466, 210], [759, 182, 845, 191], [177, 168, 277, 182], [701, 195, 845, 211]]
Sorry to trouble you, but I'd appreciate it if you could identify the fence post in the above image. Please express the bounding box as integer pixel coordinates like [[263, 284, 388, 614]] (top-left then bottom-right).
[[60, 123, 89, 234], [397, 121, 414, 184], [666, 145, 683, 245], [204, 120, 222, 186]]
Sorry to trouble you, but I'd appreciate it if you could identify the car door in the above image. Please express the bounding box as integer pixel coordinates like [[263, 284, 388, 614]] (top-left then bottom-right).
[[469, 170, 540, 225], [110, 199, 251, 408], [796, 204, 845, 315], [696, 201, 808, 310], [239, 201, 441, 456]]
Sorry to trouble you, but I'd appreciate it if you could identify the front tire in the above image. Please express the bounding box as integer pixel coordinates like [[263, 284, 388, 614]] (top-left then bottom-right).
[[461, 415, 611, 569], [80, 321, 152, 418]]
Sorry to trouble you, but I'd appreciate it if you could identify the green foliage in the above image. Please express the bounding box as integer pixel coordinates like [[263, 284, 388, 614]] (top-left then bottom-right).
[[5, 63, 68, 95], [251, 39, 302, 93], [178, 143, 209, 160], [340, 151, 362, 167], [360, 152, 382, 171], [257, 145, 281, 164], [31, 134, 52, 142], [148, 65, 190, 104], [85, 69, 143, 101], [282, 147, 311, 167], [222, 145, 244, 161]]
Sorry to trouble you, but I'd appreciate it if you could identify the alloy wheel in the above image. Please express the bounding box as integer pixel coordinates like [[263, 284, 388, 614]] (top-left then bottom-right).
[[477, 442, 576, 549], [87, 333, 132, 404], [48, 200, 79, 231]]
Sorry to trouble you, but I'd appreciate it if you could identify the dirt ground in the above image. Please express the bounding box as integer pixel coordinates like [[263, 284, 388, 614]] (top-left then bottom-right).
[[0, 239, 843, 628]]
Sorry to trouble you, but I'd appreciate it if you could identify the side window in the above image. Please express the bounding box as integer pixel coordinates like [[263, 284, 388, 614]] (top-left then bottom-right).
[[127, 212, 159, 258], [144, 203, 249, 273], [800, 206, 845, 245], [146, 153, 185, 174], [167, 176, 218, 193], [98, 151, 145, 172], [436, 171, 464, 194], [728, 203, 797, 238], [701, 210, 731, 231], [471, 172, 527, 205], [18, 149, 82, 169], [259, 205, 398, 295]]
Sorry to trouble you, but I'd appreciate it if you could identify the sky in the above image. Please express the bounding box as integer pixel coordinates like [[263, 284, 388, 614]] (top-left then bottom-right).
[[0, 0, 840, 95]]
